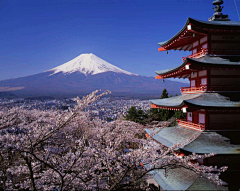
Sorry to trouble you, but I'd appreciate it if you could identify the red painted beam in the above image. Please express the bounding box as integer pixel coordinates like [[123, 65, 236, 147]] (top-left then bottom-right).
[[155, 75, 163, 79], [158, 47, 167, 52], [151, 104, 182, 111]]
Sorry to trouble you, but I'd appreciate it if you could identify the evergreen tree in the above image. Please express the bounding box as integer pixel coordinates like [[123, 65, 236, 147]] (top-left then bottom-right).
[[127, 89, 182, 124], [160, 88, 169, 99], [125, 106, 138, 121], [125, 106, 147, 124], [147, 89, 174, 122], [174, 110, 186, 119]]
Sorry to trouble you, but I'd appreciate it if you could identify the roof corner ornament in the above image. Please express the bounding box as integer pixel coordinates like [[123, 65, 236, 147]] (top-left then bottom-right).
[[208, 0, 230, 21]]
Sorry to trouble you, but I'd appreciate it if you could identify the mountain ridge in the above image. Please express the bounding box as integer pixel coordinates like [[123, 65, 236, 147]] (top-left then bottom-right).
[[0, 53, 187, 97]]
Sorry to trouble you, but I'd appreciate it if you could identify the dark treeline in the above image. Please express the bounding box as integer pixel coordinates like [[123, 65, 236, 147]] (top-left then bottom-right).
[[125, 89, 186, 125]]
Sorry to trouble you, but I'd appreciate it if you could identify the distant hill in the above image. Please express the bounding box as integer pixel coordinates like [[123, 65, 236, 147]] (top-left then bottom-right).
[[0, 53, 187, 98], [0, 92, 17, 99]]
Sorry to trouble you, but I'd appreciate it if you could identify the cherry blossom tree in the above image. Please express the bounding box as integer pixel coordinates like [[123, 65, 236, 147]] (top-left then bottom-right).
[[0, 90, 227, 190]]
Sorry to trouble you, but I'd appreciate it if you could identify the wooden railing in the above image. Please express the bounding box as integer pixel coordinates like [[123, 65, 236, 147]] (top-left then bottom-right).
[[182, 49, 208, 62], [181, 85, 240, 93], [180, 86, 207, 93], [177, 119, 205, 131]]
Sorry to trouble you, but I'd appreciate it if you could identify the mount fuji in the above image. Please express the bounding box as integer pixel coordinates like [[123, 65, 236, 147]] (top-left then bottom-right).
[[48, 53, 136, 76], [0, 53, 187, 98]]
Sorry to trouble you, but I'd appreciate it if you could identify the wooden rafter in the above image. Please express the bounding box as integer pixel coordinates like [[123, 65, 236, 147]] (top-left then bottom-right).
[[183, 44, 191, 51], [187, 44, 193, 51], [183, 74, 190, 79]]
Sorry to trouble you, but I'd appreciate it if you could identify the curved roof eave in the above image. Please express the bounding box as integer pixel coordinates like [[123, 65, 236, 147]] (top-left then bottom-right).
[[155, 55, 240, 77], [147, 166, 227, 191], [188, 55, 240, 67], [184, 101, 240, 108], [151, 93, 240, 108], [147, 126, 240, 154], [150, 94, 201, 108], [158, 18, 240, 47], [158, 18, 191, 47], [184, 93, 240, 108], [150, 100, 185, 108], [155, 59, 188, 75]]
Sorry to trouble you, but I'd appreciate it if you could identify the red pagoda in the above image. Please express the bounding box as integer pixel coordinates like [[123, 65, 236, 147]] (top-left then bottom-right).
[[148, 1, 240, 190]]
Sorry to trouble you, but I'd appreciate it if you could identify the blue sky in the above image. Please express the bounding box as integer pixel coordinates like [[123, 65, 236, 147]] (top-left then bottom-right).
[[0, 0, 239, 81]]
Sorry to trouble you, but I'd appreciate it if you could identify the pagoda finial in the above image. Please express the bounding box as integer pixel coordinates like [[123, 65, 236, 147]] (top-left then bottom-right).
[[208, 0, 230, 21], [212, 0, 224, 13]]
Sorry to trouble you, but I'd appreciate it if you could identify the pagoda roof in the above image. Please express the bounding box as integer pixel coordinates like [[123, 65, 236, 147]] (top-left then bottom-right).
[[190, 55, 240, 66], [150, 94, 200, 108], [155, 63, 186, 77], [158, 18, 240, 48], [155, 55, 240, 77], [150, 93, 240, 108], [146, 167, 227, 190], [146, 126, 240, 154]]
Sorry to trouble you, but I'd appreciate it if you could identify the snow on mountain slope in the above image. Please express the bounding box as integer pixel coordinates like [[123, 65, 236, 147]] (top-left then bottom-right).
[[48, 53, 137, 76]]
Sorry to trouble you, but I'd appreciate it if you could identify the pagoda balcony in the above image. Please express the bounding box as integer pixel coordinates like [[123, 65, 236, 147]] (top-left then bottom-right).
[[181, 85, 240, 93], [182, 49, 208, 62], [177, 119, 205, 132], [180, 85, 207, 94]]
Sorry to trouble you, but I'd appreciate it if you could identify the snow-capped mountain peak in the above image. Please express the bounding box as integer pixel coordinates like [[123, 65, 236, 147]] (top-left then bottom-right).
[[48, 53, 137, 76]]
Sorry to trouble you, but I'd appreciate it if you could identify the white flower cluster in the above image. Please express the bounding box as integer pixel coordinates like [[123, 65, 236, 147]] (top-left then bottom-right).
[[0, 90, 227, 190]]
